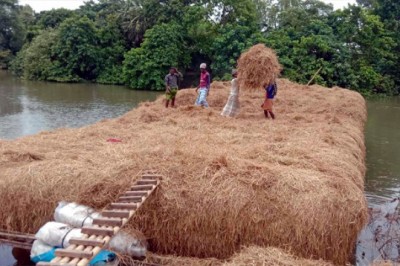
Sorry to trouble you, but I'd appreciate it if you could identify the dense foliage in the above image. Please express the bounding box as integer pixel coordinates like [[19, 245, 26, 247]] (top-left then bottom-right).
[[1, 0, 399, 95], [123, 23, 190, 90]]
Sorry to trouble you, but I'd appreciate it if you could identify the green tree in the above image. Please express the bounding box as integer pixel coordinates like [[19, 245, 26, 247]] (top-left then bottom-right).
[[373, 0, 400, 94], [119, 0, 197, 47], [96, 15, 127, 84], [264, 1, 339, 85], [16, 30, 65, 81], [0, 0, 25, 66], [6, 0, 400, 95], [18, 4, 35, 28], [211, 23, 264, 79], [52, 17, 101, 81], [17, 4, 37, 42], [266, 19, 344, 87], [374, 0, 400, 21], [123, 22, 190, 90], [329, 6, 397, 94], [261, 0, 398, 95], [356, 0, 376, 8], [207, 0, 259, 26], [36, 8, 75, 29], [181, 4, 213, 54]]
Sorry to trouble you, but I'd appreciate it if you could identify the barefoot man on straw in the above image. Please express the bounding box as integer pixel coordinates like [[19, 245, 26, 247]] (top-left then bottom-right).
[[165, 67, 183, 108], [195, 63, 211, 107]]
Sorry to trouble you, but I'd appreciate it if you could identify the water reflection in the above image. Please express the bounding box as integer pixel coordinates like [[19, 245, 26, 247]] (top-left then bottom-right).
[[0, 245, 32, 266], [365, 97, 400, 206], [0, 72, 23, 116], [0, 70, 160, 139]]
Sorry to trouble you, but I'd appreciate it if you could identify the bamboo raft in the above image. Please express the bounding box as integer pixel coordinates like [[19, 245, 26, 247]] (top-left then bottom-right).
[[36, 170, 161, 266]]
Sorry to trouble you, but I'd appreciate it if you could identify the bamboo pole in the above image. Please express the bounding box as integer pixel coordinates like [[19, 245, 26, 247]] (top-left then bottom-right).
[[307, 67, 323, 86]]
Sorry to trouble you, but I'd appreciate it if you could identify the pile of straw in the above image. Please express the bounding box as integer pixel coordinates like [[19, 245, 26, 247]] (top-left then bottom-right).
[[0, 79, 367, 265], [142, 252, 222, 266], [237, 44, 282, 90], [223, 246, 334, 266], [139, 246, 333, 265]]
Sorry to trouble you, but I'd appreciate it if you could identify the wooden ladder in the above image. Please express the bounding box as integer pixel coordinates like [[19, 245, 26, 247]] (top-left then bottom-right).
[[0, 230, 35, 250], [37, 170, 161, 266]]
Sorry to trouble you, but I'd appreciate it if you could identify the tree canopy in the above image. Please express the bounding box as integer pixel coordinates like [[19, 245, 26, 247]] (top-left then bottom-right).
[[2, 0, 400, 95]]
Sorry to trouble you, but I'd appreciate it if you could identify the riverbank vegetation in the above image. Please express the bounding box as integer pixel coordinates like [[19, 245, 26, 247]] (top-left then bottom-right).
[[1, 0, 399, 95]]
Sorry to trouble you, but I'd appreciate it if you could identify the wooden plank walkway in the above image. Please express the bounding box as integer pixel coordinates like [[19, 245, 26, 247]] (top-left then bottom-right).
[[37, 170, 161, 266], [0, 230, 35, 250]]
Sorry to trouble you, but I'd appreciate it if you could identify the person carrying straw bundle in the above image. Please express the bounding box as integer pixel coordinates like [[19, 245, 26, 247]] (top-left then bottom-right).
[[221, 69, 240, 117], [261, 78, 277, 119], [195, 63, 211, 107], [236, 44, 281, 117], [164, 67, 183, 108]]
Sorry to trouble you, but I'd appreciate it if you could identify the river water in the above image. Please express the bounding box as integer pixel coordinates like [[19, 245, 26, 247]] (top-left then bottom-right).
[[0, 70, 399, 264], [356, 97, 400, 265], [0, 70, 160, 140], [364, 97, 400, 206]]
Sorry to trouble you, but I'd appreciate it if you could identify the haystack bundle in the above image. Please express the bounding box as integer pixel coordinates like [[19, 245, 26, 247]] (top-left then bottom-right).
[[0, 79, 367, 265], [237, 44, 281, 90]]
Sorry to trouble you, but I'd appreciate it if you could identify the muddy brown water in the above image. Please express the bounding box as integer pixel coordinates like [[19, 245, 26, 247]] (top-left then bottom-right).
[[0, 70, 399, 264]]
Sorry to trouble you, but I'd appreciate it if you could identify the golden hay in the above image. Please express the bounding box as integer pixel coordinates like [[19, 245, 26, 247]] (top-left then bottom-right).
[[223, 246, 334, 266], [0, 79, 367, 265], [141, 252, 223, 266], [136, 246, 334, 266], [237, 44, 282, 90]]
